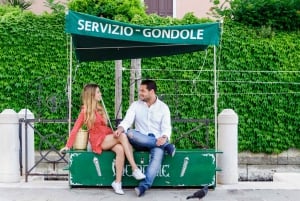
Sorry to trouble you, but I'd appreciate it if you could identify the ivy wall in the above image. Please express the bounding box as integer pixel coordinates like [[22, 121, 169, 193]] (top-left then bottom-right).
[[0, 6, 299, 153]]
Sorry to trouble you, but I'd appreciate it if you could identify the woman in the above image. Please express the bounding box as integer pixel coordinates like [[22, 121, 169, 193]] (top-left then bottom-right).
[[60, 83, 145, 195]]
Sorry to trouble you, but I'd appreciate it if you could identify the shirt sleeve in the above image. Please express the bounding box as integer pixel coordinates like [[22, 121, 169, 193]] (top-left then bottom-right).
[[161, 104, 172, 139], [118, 102, 136, 132], [66, 109, 85, 148]]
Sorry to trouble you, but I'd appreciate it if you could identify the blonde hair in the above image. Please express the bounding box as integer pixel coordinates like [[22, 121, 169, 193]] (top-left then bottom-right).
[[81, 84, 107, 129]]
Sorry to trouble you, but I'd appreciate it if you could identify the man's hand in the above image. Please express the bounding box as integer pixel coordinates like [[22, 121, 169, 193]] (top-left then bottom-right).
[[156, 136, 167, 146], [114, 126, 124, 138]]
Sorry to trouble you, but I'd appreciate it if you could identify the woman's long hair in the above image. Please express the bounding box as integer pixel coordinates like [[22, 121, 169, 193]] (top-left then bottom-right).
[[81, 84, 107, 129]]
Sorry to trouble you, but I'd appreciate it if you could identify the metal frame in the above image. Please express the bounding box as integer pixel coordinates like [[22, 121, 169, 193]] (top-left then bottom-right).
[[19, 118, 69, 182]]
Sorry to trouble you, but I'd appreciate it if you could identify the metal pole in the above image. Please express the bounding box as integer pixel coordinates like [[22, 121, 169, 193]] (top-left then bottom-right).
[[68, 35, 72, 134], [214, 45, 218, 150], [115, 60, 122, 125], [130, 59, 136, 104]]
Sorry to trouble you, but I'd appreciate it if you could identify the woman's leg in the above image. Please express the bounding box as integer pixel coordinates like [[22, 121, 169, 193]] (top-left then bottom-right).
[[110, 144, 125, 183], [101, 136, 126, 194], [101, 134, 142, 173], [117, 133, 140, 170], [116, 134, 145, 180]]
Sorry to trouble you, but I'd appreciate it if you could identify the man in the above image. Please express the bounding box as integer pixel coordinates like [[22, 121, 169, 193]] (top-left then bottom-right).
[[114, 79, 175, 197]]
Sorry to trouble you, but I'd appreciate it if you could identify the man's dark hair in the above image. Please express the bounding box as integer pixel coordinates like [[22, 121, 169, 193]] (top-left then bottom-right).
[[141, 79, 157, 93]]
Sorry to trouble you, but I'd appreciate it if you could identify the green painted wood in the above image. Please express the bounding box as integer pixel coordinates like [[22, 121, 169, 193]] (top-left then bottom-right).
[[68, 149, 220, 187]]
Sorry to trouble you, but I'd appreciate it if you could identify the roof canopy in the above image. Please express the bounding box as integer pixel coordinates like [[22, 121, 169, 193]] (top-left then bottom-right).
[[65, 11, 220, 62]]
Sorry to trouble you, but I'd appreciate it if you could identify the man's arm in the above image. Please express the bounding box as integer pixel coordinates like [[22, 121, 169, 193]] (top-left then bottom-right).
[[160, 105, 172, 139], [156, 104, 172, 146], [114, 102, 136, 137]]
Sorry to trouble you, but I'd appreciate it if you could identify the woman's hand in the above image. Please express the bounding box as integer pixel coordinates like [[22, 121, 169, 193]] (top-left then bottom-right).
[[59, 146, 69, 155]]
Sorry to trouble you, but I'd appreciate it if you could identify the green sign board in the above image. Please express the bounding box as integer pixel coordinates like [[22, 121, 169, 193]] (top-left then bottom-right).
[[65, 11, 221, 62], [67, 150, 220, 187], [66, 11, 220, 46]]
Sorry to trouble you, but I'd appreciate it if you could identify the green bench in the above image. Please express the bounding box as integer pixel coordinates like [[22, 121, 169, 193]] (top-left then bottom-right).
[[66, 149, 221, 188]]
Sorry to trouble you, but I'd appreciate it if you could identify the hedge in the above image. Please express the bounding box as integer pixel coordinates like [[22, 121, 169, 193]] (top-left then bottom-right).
[[0, 6, 299, 153]]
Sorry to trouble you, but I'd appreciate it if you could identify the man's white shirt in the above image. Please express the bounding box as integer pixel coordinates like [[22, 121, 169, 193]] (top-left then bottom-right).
[[119, 98, 172, 139]]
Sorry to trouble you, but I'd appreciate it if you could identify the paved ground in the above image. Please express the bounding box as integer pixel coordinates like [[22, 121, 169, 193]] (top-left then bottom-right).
[[1, 178, 300, 201]]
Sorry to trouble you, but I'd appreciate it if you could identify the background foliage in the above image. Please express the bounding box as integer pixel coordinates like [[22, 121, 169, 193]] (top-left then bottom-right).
[[211, 0, 300, 31], [0, 4, 299, 153], [68, 0, 146, 21]]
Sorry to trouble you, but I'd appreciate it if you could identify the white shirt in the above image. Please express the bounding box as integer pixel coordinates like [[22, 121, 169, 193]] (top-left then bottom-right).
[[119, 98, 172, 139]]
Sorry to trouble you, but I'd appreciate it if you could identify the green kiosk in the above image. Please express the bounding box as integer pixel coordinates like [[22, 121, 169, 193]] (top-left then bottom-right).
[[65, 11, 221, 188]]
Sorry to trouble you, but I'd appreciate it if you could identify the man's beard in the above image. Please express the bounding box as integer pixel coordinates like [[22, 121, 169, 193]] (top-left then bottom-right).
[[140, 96, 148, 102]]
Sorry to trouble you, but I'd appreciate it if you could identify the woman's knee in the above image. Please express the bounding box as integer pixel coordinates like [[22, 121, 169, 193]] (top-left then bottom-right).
[[119, 133, 129, 142]]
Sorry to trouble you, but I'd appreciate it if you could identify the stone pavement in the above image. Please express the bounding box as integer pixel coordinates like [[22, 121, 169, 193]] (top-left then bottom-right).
[[0, 176, 300, 201]]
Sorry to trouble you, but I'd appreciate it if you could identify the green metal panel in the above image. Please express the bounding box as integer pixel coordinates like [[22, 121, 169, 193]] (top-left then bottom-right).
[[68, 151, 111, 186], [153, 150, 217, 187], [68, 149, 220, 187]]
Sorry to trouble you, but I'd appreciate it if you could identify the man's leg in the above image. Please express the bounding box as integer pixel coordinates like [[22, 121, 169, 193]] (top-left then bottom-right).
[[126, 129, 157, 149], [126, 129, 175, 157], [135, 147, 164, 196]]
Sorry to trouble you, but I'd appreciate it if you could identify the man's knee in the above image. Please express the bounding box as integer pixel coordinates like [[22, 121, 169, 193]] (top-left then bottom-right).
[[127, 129, 134, 139]]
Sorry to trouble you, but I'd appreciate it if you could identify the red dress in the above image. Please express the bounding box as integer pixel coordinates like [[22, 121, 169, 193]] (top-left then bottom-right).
[[66, 108, 113, 154]]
